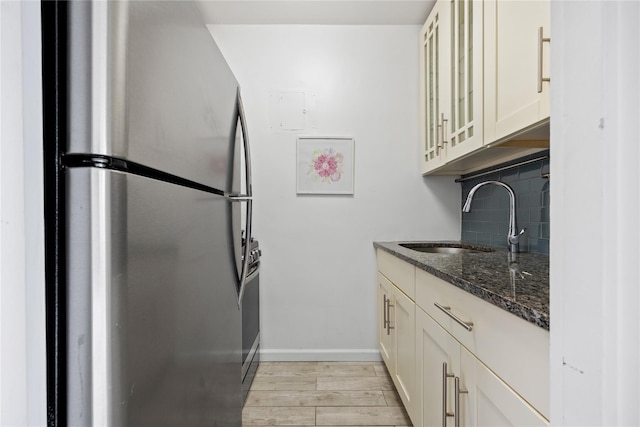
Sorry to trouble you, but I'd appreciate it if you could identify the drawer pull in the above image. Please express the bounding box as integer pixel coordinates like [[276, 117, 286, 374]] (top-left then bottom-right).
[[434, 302, 474, 331]]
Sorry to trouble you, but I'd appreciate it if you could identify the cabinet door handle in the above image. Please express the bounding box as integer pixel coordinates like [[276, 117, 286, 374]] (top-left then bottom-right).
[[386, 299, 394, 335], [383, 295, 388, 330], [436, 114, 448, 156], [441, 113, 448, 145], [434, 302, 474, 331], [454, 376, 468, 427], [442, 362, 455, 427], [538, 26, 551, 93]]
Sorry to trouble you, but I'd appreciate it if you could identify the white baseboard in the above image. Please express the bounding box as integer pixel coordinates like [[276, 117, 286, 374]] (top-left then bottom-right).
[[259, 348, 382, 362]]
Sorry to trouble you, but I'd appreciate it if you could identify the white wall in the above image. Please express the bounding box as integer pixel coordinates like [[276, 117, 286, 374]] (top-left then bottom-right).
[[209, 25, 460, 360], [0, 1, 46, 425], [550, 1, 640, 425]]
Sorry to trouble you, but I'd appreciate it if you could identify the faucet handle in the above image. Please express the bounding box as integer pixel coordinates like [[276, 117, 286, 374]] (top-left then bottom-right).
[[509, 228, 527, 245]]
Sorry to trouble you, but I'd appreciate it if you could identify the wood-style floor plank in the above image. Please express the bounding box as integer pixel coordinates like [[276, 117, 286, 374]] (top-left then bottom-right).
[[316, 376, 395, 391], [246, 390, 387, 407], [316, 406, 412, 426], [243, 361, 412, 427], [250, 376, 317, 391], [242, 406, 315, 425]]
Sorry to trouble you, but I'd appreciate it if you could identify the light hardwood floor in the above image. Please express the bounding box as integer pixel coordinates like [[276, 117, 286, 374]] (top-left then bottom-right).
[[243, 361, 412, 427]]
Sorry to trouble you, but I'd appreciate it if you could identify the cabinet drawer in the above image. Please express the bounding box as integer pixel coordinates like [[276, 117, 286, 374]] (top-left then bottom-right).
[[376, 249, 415, 300], [415, 268, 549, 419]]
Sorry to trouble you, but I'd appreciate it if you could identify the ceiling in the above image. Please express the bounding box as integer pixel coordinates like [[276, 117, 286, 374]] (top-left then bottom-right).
[[197, 0, 436, 25]]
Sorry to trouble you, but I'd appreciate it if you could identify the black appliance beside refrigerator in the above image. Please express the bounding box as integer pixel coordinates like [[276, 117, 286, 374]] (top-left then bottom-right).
[[41, 1, 260, 425], [242, 238, 261, 404]]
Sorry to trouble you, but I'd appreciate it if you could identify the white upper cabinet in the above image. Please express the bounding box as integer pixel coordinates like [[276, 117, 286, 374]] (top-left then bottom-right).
[[420, 0, 483, 175], [420, 0, 550, 175], [483, 0, 551, 143], [447, 0, 484, 160], [420, 0, 450, 174]]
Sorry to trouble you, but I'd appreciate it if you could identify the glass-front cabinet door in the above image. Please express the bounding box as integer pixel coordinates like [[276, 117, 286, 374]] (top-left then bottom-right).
[[420, 0, 484, 175], [420, 0, 451, 174], [447, 0, 484, 159]]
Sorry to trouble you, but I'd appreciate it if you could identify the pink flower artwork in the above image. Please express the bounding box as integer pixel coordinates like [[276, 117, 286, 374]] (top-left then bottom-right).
[[308, 147, 344, 183]]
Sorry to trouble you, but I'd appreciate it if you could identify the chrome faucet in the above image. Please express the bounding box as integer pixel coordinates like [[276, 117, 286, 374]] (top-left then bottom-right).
[[462, 180, 526, 253]]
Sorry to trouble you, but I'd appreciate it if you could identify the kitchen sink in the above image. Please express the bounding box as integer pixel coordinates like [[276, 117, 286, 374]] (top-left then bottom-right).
[[399, 242, 495, 254]]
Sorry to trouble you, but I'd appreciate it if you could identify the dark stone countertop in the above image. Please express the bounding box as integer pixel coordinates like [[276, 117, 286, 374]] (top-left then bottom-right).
[[374, 241, 549, 330]]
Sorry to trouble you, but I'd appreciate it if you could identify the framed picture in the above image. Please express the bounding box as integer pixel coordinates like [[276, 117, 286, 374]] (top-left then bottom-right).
[[296, 136, 355, 195]]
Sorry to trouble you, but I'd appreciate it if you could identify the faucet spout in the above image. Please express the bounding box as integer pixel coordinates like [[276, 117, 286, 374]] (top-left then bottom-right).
[[462, 180, 526, 253]]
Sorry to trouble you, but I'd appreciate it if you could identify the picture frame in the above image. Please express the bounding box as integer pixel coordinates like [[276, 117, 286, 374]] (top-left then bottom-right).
[[296, 136, 355, 195]]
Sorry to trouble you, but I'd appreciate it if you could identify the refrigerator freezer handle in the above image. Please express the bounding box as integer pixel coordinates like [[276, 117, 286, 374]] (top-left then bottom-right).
[[228, 195, 252, 201]]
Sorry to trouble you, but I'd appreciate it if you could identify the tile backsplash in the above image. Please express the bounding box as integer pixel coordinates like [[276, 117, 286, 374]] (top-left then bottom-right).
[[461, 151, 550, 254]]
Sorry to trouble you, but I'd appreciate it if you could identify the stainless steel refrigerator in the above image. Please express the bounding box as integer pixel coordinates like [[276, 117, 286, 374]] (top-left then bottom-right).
[[41, 1, 254, 425]]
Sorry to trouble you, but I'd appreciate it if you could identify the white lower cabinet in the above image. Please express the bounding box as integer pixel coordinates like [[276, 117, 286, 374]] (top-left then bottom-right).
[[377, 272, 395, 368], [377, 263, 417, 422], [416, 307, 462, 427], [416, 308, 548, 427], [393, 285, 416, 416], [472, 355, 548, 427], [377, 250, 549, 427]]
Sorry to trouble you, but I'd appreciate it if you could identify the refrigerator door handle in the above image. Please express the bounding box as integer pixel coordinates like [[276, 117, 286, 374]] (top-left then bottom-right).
[[234, 89, 254, 307]]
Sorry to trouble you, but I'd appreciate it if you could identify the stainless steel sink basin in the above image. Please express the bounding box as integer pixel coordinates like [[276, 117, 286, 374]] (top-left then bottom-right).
[[399, 243, 495, 254]]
